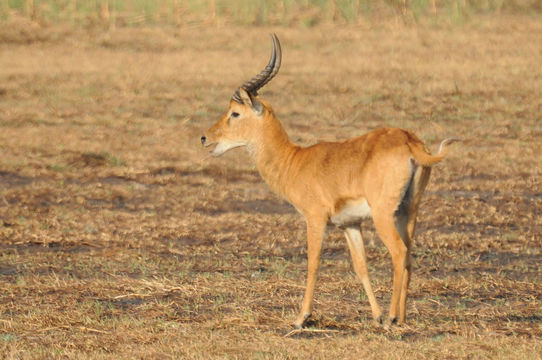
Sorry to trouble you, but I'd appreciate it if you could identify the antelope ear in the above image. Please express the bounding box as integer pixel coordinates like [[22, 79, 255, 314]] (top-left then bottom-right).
[[238, 88, 263, 115]]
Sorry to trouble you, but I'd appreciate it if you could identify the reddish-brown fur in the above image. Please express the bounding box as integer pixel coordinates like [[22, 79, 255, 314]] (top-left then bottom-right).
[[203, 91, 457, 328]]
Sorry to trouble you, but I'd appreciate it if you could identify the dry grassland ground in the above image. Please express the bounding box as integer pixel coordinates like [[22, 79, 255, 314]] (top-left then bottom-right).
[[0, 15, 541, 359]]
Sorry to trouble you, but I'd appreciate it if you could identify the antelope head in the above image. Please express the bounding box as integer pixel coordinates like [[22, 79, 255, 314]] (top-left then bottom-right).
[[201, 34, 282, 157]]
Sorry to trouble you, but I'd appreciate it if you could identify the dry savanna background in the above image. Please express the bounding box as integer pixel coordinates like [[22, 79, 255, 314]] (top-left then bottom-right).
[[1, 0, 541, 359]]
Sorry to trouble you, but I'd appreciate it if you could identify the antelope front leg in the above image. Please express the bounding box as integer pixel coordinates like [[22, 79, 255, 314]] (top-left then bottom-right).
[[294, 217, 326, 329], [344, 227, 383, 324]]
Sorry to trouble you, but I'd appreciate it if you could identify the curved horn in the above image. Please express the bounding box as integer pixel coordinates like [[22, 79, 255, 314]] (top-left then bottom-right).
[[232, 33, 282, 103]]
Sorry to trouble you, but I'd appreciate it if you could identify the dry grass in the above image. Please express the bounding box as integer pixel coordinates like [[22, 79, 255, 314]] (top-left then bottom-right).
[[0, 14, 541, 359]]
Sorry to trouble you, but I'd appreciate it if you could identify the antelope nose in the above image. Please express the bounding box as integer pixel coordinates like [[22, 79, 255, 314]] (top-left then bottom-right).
[[201, 135, 207, 145]]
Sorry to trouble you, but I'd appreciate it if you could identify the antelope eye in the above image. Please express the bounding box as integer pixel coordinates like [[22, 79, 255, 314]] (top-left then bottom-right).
[[231, 112, 240, 118]]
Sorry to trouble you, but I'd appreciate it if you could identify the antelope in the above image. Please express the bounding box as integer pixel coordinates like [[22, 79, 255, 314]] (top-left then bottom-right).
[[201, 34, 458, 328]]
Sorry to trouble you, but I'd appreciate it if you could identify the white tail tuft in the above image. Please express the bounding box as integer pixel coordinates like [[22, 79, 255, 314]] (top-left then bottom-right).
[[438, 137, 462, 154]]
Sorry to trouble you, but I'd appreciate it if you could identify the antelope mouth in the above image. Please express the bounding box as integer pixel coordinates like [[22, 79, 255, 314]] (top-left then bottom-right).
[[209, 145, 221, 157], [209, 141, 246, 157], [204, 142, 220, 155], [206, 141, 229, 157]]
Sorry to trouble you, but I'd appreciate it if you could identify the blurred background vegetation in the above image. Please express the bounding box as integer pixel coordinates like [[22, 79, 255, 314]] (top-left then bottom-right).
[[1, 0, 542, 28]]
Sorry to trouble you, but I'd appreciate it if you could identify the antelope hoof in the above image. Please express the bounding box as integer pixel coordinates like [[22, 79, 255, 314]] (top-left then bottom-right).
[[384, 316, 397, 329], [374, 314, 384, 327], [294, 313, 311, 329]]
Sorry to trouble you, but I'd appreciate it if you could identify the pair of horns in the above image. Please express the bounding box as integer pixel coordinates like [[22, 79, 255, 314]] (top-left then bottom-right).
[[232, 33, 282, 103]]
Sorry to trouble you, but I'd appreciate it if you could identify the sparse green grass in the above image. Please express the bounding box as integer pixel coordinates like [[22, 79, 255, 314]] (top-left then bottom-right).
[[1, 0, 541, 27]]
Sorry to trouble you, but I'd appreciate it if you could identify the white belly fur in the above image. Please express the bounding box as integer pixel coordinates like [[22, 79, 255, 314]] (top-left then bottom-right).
[[330, 198, 372, 227]]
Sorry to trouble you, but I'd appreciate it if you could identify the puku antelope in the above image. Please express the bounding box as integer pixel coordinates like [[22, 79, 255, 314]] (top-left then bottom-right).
[[201, 34, 458, 328]]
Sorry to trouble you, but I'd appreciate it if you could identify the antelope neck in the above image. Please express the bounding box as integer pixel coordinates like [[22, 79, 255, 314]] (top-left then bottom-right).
[[251, 117, 299, 197]]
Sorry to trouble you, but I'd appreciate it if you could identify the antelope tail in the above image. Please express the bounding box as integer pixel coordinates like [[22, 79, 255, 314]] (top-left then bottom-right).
[[409, 137, 461, 166]]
